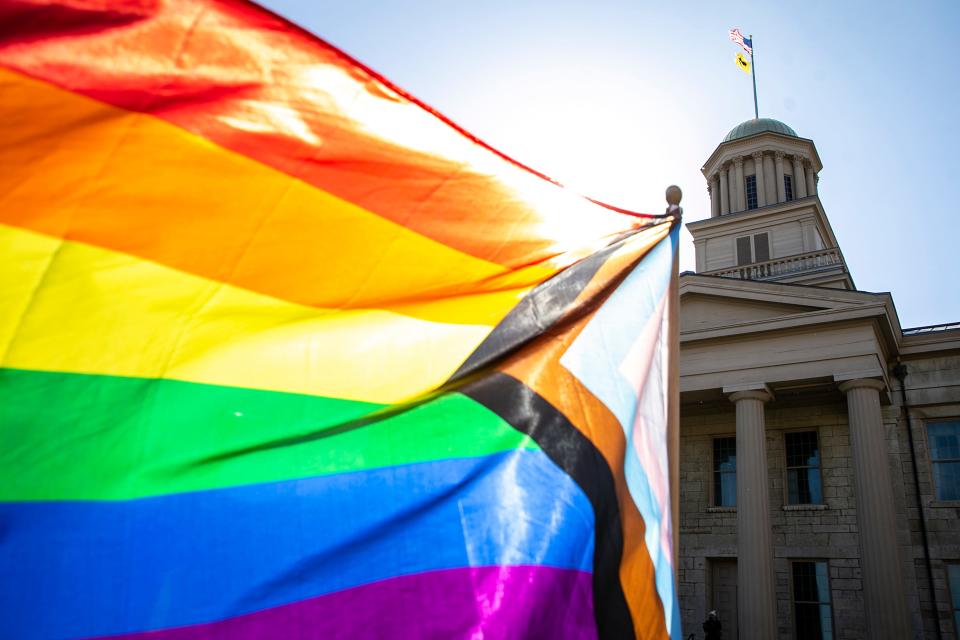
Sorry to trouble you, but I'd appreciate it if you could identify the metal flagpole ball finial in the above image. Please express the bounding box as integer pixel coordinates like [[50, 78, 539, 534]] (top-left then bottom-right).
[[665, 185, 682, 206]]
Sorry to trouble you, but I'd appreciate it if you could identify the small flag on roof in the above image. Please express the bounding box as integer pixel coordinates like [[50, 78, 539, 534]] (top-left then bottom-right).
[[729, 27, 753, 55]]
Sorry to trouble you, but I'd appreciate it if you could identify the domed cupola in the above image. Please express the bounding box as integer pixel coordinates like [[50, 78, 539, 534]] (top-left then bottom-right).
[[723, 117, 798, 143], [687, 118, 853, 290], [701, 117, 820, 218]]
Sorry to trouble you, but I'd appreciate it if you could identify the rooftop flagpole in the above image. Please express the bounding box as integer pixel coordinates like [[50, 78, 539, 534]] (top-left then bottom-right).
[[750, 34, 759, 118]]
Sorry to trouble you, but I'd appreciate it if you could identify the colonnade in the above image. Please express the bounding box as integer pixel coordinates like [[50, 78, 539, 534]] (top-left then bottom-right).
[[727, 380, 909, 640], [708, 152, 818, 217]]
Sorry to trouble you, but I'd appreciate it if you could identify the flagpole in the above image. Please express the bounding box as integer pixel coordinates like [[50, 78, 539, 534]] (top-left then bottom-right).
[[750, 34, 759, 118]]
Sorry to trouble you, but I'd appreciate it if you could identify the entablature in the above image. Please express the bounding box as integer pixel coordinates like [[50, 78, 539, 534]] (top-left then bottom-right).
[[701, 132, 823, 179]]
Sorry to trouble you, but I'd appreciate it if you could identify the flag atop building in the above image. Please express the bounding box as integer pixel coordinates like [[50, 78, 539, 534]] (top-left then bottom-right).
[[0, 1, 681, 638]]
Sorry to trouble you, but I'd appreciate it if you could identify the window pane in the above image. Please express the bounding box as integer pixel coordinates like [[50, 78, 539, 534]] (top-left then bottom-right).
[[788, 468, 799, 504], [784, 175, 794, 201], [947, 564, 960, 609], [793, 562, 819, 601], [714, 438, 736, 471], [793, 561, 832, 640], [807, 468, 823, 504], [786, 432, 822, 505], [819, 604, 834, 640], [787, 469, 819, 504], [929, 422, 960, 460], [736, 236, 752, 265], [815, 563, 830, 601], [795, 602, 823, 638], [745, 175, 758, 210], [753, 232, 770, 262], [714, 437, 737, 507], [786, 431, 820, 466], [719, 472, 736, 507], [933, 461, 960, 501]]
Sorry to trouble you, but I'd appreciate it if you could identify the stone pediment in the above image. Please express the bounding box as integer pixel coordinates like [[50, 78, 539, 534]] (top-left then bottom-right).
[[680, 292, 820, 332], [679, 273, 900, 342]]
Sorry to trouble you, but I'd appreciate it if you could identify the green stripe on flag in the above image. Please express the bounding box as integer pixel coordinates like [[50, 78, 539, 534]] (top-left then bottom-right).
[[0, 368, 537, 501]]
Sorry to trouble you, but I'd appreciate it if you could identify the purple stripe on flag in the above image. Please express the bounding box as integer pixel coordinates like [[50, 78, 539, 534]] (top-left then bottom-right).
[[92, 566, 598, 640]]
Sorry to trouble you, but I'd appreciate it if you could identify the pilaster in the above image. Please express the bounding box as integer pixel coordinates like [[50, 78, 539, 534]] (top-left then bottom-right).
[[792, 154, 808, 198], [805, 161, 816, 196], [751, 151, 766, 207], [709, 175, 720, 217], [774, 151, 786, 203], [719, 165, 730, 215], [733, 157, 745, 212]]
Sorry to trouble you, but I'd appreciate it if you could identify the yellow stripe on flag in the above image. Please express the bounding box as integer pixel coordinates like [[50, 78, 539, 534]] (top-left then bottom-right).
[[0, 224, 496, 404]]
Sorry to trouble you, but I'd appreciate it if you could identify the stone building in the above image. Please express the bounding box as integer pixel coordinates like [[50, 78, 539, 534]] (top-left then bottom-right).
[[677, 118, 960, 639]]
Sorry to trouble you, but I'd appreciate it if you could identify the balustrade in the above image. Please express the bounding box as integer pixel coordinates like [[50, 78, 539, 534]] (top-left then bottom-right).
[[704, 248, 841, 280]]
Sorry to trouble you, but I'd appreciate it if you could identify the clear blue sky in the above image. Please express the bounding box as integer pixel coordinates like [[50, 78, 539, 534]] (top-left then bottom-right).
[[263, 0, 959, 328]]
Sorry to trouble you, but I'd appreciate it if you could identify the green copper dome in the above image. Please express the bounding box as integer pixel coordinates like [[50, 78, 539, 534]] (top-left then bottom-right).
[[722, 118, 798, 143]]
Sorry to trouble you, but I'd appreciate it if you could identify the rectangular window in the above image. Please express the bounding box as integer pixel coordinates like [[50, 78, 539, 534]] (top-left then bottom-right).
[[713, 437, 736, 507], [786, 431, 823, 504], [736, 236, 752, 266], [745, 175, 758, 210], [784, 174, 794, 201], [753, 232, 770, 263], [736, 233, 770, 266], [792, 561, 834, 640], [928, 421, 960, 501], [948, 564, 960, 635]]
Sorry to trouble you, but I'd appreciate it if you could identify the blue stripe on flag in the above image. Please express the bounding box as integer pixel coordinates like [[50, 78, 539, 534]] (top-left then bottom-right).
[[0, 450, 594, 640]]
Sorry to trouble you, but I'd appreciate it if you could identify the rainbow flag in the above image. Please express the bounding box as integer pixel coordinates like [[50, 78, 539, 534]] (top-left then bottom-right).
[[0, 1, 681, 638]]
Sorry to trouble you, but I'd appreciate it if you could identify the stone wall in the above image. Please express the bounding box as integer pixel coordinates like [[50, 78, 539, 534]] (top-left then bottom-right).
[[677, 351, 960, 639], [892, 352, 960, 639], [679, 398, 873, 638]]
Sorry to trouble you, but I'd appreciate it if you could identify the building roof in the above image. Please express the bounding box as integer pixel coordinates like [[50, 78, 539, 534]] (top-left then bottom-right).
[[722, 117, 798, 143]]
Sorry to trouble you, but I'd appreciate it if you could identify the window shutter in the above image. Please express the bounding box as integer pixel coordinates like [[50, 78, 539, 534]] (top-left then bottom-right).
[[736, 236, 752, 265], [754, 232, 770, 262]]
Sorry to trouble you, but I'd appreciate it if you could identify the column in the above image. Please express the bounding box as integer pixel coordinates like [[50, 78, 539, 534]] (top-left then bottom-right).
[[733, 157, 745, 212], [792, 155, 808, 198], [719, 165, 730, 215], [838, 379, 910, 639], [709, 176, 720, 217], [774, 151, 786, 203], [752, 151, 767, 207], [805, 162, 816, 196], [729, 388, 777, 640]]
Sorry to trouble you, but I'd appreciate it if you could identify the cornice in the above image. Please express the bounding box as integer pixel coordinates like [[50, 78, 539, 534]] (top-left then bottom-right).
[[679, 302, 892, 343], [679, 277, 872, 308], [701, 132, 823, 177], [685, 195, 841, 252], [680, 273, 894, 312], [900, 331, 960, 355]]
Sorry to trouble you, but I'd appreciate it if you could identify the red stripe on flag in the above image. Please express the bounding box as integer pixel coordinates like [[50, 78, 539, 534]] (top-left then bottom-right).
[[0, 0, 649, 268]]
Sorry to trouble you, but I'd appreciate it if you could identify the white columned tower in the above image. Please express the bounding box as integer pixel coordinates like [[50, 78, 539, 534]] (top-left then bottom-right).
[[691, 118, 852, 290]]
